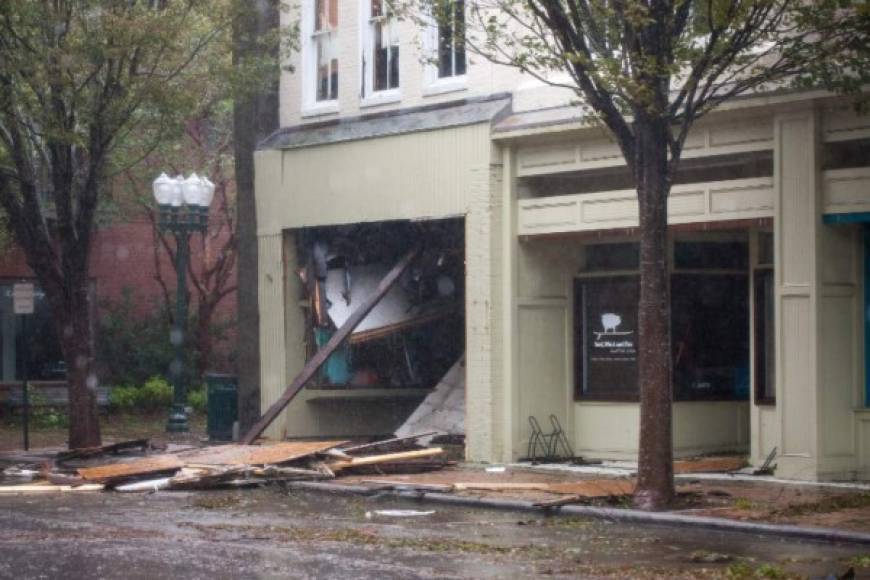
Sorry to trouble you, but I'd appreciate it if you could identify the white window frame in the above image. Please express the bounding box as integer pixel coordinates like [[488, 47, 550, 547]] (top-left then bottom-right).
[[422, 0, 467, 97], [359, 0, 401, 107], [302, 0, 339, 117]]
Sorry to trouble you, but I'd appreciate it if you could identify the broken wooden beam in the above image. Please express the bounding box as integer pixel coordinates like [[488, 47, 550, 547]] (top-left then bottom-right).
[[339, 432, 437, 455], [327, 448, 444, 472], [241, 245, 422, 444]]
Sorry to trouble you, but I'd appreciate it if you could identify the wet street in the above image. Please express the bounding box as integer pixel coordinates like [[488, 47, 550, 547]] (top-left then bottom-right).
[[0, 486, 866, 579]]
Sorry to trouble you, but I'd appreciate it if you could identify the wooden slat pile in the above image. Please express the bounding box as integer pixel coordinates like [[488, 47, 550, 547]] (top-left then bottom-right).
[[0, 434, 447, 494]]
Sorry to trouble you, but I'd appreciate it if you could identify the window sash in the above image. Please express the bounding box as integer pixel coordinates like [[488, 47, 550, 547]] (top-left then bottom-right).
[[436, 0, 466, 78], [369, 11, 399, 92]]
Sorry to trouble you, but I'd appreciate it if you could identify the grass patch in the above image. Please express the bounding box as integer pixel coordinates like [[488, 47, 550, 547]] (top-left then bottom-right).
[[770, 493, 870, 518], [849, 554, 870, 568], [733, 498, 754, 510]]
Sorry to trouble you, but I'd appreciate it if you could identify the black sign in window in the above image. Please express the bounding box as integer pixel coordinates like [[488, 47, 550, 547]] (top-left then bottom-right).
[[575, 276, 639, 399]]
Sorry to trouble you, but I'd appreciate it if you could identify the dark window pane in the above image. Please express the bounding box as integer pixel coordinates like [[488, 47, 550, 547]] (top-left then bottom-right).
[[576, 277, 639, 399], [330, 59, 338, 99], [584, 243, 639, 271], [437, 18, 453, 77], [454, 0, 465, 75], [758, 232, 774, 266], [824, 138, 870, 171], [371, 0, 382, 18], [374, 22, 388, 91], [674, 241, 748, 270], [672, 274, 749, 401], [389, 46, 399, 88], [755, 269, 775, 404]]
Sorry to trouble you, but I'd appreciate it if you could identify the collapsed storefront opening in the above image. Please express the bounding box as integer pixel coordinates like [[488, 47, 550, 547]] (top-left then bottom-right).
[[294, 218, 466, 441]]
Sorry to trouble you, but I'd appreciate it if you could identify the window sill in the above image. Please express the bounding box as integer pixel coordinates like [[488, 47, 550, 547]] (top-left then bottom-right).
[[301, 102, 340, 118], [360, 91, 402, 109], [422, 77, 468, 97]]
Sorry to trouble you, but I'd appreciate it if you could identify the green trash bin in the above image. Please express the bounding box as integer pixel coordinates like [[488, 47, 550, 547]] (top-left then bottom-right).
[[206, 373, 238, 441]]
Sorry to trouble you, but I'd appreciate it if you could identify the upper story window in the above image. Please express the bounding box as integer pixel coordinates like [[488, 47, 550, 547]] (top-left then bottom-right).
[[363, 0, 400, 96], [314, 0, 339, 101], [434, 0, 465, 79], [308, 0, 339, 106]]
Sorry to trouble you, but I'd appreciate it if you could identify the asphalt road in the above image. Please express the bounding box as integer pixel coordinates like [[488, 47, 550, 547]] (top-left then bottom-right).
[[0, 486, 865, 579]]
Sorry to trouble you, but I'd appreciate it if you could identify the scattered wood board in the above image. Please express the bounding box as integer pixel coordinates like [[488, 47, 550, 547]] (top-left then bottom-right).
[[77, 455, 184, 483], [674, 457, 747, 474], [327, 448, 444, 472], [452, 479, 635, 497], [0, 483, 104, 493], [177, 440, 348, 466], [56, 439, 150, 462]]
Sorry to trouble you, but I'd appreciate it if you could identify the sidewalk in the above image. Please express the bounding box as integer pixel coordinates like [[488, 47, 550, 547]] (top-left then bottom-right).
[[332, 460, 870, 536]]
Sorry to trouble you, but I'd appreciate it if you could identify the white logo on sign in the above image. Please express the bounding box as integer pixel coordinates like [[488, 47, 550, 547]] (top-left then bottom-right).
[[594, 313, 634, 340]]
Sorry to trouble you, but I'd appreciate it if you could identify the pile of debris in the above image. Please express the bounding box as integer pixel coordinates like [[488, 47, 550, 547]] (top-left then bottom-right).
[[0, 434, 448, 494]]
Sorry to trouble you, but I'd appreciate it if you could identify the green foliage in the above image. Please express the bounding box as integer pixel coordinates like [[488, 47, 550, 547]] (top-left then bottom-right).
[[187, 387, 207, 414], [109, 376, 173, 412]]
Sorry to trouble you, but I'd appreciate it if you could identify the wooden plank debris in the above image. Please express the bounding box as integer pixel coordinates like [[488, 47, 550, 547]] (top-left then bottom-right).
[[674, 457, 747, 474], [0, 483, 104, 493], [327, 448, 444, 472], [241, 245, 422, 444], [56, 439, 150, 463], [451, 479, 635, 497], [177, 440, 348, 466], [77, 455, 184, 483], [339, 432, 437, 455]]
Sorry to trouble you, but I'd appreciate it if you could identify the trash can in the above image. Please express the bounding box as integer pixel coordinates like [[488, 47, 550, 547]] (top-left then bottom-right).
[[206, 373, 238, 441]]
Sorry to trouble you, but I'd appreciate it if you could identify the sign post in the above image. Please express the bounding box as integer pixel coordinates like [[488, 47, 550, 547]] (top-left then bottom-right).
[[13, 283, 34, 451]]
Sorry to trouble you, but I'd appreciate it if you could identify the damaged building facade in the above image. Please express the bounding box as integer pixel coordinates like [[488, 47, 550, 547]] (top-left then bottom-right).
[[254, 0, 870, 480]]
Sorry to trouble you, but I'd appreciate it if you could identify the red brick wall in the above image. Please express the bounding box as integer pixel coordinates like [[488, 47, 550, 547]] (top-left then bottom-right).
[[0, 217, 238, 368]]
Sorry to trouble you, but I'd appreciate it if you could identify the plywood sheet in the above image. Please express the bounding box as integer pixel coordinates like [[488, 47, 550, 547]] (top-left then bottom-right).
[[674, 456, 746, 474], [77, 455, 184, 482], [177, 440, 348, 466]]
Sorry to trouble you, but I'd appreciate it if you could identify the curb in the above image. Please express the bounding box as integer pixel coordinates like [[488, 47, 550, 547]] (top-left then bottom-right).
[[285, 481, 870, 546]]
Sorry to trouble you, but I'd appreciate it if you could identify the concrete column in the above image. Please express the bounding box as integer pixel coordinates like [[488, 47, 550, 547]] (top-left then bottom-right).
[[464, 158, 503, 463], [774, 108, 823, 479], [500, 146, 519, 463], [257, 232, 288, 440]]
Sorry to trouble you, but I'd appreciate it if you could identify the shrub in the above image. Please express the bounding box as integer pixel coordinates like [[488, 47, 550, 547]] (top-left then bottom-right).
[[108, 376, 173, 412], [187, 387, 207, 414]]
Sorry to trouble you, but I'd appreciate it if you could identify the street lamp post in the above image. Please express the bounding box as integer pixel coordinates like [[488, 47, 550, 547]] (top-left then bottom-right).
[[152, 173, 215, 433]]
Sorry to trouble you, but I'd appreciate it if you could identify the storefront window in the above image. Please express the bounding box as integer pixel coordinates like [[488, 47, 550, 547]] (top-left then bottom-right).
[[575, 240, 751, 402], [0, 283, 65, 382], [672, 274, 749, 400]]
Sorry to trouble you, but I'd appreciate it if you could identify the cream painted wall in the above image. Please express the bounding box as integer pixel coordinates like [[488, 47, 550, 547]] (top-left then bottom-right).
[[255, 123, 493, 235], [574, 402, 749, 460]]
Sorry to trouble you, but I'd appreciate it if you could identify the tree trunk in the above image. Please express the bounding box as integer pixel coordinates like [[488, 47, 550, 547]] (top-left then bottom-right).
[[54, 278, 101, 449], [632, 117, 675, 510], [234, 0, 280, 432]]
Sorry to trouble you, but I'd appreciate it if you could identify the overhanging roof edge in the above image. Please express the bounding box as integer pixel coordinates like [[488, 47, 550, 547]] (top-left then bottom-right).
[[259, 93, 512, 151]]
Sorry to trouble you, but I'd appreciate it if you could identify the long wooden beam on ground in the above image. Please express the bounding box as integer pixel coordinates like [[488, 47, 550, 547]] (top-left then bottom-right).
[[241, 245, 423, 444]]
